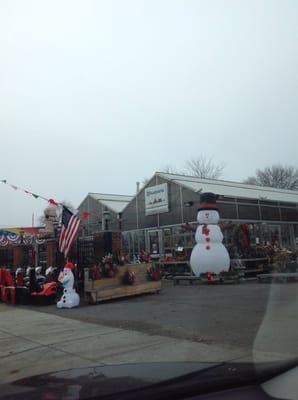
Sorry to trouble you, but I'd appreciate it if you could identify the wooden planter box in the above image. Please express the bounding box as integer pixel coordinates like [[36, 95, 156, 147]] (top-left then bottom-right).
[[84, 263, 161, 304]]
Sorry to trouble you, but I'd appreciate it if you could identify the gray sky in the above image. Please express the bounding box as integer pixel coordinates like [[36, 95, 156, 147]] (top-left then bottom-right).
[[1, 0, 297, 226]]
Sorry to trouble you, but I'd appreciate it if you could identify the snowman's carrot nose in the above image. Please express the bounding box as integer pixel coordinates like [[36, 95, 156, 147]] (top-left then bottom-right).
[[58, 272, 64, 281]]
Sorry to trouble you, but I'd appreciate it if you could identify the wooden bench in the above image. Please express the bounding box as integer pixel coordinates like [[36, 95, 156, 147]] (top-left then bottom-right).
[[173, 276, 201, 285]]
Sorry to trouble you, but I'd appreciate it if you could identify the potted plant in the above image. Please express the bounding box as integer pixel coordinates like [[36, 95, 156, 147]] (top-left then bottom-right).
[[147, 264, 161, 281]]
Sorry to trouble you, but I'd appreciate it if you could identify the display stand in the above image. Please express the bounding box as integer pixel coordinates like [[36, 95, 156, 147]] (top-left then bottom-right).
[[157, 260, 191, 277], [231, 257, 270, 277], [84, 263, 161, 304]]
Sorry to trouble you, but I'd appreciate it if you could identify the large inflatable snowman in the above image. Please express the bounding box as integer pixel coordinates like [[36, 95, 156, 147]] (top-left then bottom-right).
[[57, 262, 80, 308], [190, 192, 230, 276]]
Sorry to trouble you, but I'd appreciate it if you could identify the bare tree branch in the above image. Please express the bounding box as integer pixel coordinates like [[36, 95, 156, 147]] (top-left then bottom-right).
[[141, 165, 182, 188], [244, 164, 298, 190], [243, 176, 259, 185], [185, 155, 225, 179], [159, 165, 180, 174], [141, 158, 225, 186]]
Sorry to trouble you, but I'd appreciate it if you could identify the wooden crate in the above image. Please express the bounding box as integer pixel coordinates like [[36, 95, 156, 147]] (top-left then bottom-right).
[[84, 263, 161, 304]]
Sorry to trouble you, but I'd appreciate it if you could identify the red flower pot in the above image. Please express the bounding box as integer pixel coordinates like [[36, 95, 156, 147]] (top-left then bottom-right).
[[151, 271, 161, 281], [107, 270, 115, 278]]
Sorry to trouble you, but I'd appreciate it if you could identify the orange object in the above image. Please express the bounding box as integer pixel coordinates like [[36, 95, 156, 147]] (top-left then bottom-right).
[[31, 282, 57, 297]]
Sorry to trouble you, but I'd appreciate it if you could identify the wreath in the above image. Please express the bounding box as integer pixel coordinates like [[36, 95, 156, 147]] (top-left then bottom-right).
[[102, 255, 118, 278], [123, 271, 136, 285]]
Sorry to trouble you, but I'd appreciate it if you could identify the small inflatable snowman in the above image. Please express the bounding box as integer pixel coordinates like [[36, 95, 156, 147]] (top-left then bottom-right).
[[57, 262, 80, 308], [190, 192, 230, 276]]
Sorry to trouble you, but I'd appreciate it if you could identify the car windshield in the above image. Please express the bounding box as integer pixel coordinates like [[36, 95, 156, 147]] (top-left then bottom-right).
[[0, 0, 297, 397]]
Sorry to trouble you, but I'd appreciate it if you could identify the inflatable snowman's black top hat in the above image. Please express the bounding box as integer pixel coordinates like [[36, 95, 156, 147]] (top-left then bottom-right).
[[198, 192, 218, 211]]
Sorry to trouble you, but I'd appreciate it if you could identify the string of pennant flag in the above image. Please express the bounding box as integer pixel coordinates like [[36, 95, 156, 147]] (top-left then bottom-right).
[[0, 179, 99, 221], [0, 180, 82, 256], [1, 179, 59, 206]]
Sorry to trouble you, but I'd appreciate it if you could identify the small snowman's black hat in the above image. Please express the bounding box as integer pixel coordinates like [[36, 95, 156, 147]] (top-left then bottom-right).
[[198, 192, 218, 211]]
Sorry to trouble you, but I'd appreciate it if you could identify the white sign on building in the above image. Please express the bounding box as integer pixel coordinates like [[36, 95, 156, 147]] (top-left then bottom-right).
[[145, 183, 169, 216]]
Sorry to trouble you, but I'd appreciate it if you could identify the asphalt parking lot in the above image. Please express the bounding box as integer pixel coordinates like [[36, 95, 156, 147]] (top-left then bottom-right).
[[1, 281, 297, 384], [31, 280, 298, 355]]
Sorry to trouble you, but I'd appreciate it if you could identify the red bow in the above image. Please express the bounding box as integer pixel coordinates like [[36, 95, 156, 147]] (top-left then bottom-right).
[[48, 198, 59, 206], [82, 211, 90, 220]]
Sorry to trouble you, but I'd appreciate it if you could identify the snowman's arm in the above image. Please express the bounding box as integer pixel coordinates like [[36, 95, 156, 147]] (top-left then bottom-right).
[[181, 223, 197, 233]]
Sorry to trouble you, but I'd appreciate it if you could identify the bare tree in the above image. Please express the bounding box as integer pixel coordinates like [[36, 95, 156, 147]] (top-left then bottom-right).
[[243, 176, 259, 186], [244, 164, 298, 190], [185, 155, 225, 179], [141, 177, 150, 188], [141, 165, 182, 188], [160, 165, 180, 174]]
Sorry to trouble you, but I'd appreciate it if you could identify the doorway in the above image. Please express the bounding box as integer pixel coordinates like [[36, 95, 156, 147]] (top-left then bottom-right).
[[147, 230, 162, 257]]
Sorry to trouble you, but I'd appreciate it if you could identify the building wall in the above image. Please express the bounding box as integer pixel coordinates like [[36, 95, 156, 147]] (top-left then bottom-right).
[[122, 176, 201, 231], [122, 176, 158, 231], [77, 232, 122, 267], [121, 174, 298, 257], [78, 195, 120, 235], [121, 199, 138, 231]]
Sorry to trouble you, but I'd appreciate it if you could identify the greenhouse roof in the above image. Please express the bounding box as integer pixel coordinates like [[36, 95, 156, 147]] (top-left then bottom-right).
[[156, 172, 298, 204], [88, 193, 134, 213]]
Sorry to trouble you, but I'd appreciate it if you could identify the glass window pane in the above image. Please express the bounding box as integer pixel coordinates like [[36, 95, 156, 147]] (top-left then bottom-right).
[[261, 206, 280, 221], [238, 205, 260, 220], [133, 231, 139, 255], [236, 198, 259, 204], [280, 224, 293, 248], [217, 203, 237, 219], [217, 196, 235, 202], [122, 232, 130, 254], [259, 200, 279, 206], [280, 208, 298, 221], [148, 231, 160, 254], [138, 230, 146, 253], [163, 228, 172, 251]]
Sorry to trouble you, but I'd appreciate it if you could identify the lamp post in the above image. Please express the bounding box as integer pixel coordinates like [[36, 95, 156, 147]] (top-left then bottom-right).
[[117, 213, 122, 231], [103, 210, 110, 231]]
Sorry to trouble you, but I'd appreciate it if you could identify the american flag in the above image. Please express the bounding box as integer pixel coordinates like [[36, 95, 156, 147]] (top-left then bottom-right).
[[59, 206, 81, 258]]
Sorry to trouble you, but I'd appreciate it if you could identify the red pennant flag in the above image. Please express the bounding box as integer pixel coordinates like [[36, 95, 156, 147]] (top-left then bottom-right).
[[48, 198, 59, 206], [82, 211, 90, 220]]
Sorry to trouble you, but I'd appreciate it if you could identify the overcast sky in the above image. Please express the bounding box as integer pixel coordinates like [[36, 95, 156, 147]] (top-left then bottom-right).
[[1, 0, 297, 227]]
